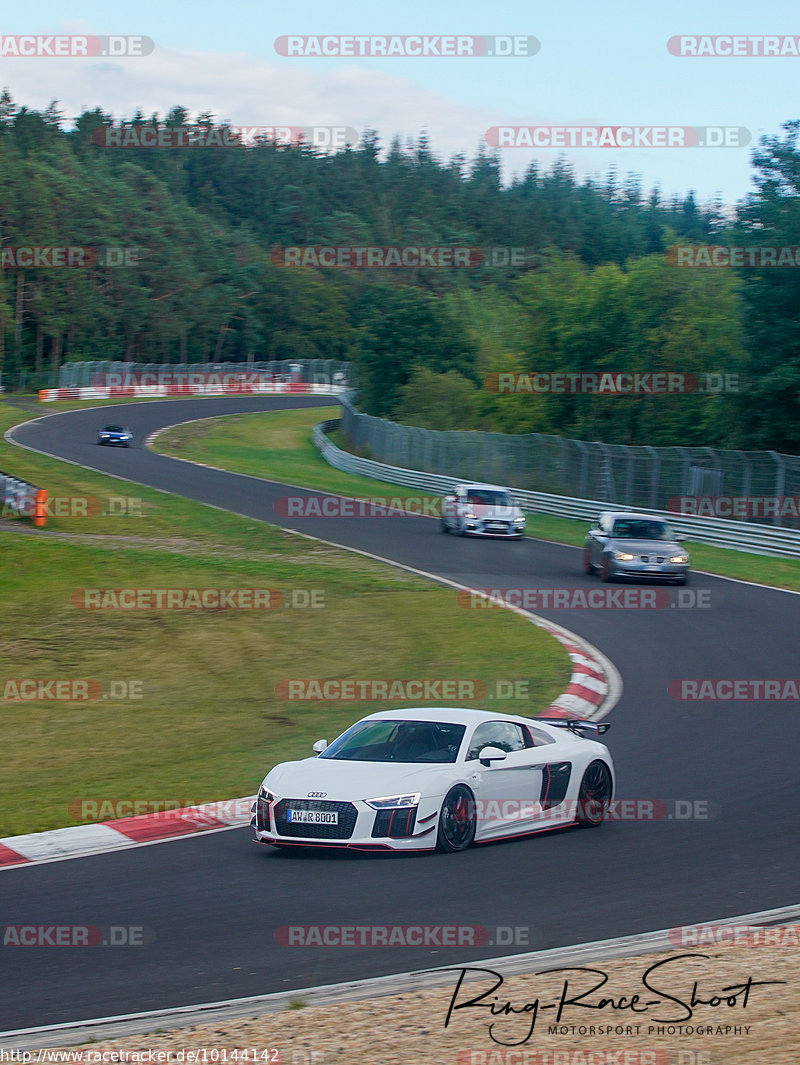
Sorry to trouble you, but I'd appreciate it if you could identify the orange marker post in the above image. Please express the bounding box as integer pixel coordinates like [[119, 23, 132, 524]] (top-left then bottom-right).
[[34, 489, 48, 527]]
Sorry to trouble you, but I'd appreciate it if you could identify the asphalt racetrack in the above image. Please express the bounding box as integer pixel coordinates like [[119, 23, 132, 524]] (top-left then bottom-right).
[[2, 396, 798, 1033]]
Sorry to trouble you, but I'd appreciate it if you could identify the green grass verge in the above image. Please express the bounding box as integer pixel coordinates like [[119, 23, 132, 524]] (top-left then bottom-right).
[[0, 399, 571, 835], [154, 407, 800, 593]]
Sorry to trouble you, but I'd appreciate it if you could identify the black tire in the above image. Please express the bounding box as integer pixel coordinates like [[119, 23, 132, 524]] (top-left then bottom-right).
[[436, 785, 477, 852], [576, 761, 613, 827], [441, 518, 449, 533], [582, 548, 595, 575]]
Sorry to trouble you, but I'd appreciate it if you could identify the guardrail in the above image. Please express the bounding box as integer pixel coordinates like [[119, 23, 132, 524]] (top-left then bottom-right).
[[313, 419, 800, 559], [0, 472, 48, 527], [39, 382, 349, 402]]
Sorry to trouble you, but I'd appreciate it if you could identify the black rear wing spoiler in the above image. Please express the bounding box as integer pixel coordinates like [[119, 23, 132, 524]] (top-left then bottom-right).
[[535, 717, 610, 737]]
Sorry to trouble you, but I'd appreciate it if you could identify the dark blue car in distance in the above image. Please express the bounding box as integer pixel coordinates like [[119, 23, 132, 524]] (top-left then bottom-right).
[[97, 424, 133, 447]]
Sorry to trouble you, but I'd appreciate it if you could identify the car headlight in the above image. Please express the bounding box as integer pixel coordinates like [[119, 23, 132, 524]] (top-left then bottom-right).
[[464, 511, 477, 520], [365, 793, 421, 810], [670, 555, 689, 564], [259, 785, 279, 803], [514, 517, 525, 525], [614, 552, 635, 561]]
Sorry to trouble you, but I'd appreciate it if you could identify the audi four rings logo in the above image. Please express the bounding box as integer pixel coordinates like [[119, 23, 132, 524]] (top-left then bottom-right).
[[307, 791, 327, 797]]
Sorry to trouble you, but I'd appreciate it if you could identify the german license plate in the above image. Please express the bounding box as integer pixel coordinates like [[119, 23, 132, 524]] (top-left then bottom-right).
[[287, 809, 338, 825]]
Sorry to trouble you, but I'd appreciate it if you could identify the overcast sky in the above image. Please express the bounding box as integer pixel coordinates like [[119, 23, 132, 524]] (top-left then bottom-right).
[[1, 0, 798, 207]]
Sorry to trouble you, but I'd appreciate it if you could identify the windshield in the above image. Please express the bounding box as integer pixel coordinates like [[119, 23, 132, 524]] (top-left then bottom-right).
[[612, 519, 673, 540], [103, 425, 126, 432], [320, 719, 466, 763], [466, 489, 512, 507]]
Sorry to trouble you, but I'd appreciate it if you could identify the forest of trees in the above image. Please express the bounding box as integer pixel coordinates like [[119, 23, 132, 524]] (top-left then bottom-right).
[[1, 92, 799, 451]]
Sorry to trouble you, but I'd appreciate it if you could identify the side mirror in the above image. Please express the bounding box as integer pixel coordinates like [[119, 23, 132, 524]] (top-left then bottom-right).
[[478, 745, 507, 767], [675, 534, 686, 542], [312, 739, 328, 755]]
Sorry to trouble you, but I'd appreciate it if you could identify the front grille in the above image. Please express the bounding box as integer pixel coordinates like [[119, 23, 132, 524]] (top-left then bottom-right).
[[372, 807, 418, 839], [639, 555, 667, 563], [274, 799, 358, 840]]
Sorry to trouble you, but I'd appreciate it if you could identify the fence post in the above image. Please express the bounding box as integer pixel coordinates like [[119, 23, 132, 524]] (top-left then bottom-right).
[[769, 451, 786, 527], [644, 445, 660, 510]]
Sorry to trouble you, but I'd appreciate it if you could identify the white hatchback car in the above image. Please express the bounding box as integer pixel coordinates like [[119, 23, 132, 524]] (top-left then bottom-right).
[[441, 482, 526, 539]]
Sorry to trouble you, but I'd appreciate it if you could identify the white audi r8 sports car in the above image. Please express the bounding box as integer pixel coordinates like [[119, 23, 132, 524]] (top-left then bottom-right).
[[251, 708, 614, 853]]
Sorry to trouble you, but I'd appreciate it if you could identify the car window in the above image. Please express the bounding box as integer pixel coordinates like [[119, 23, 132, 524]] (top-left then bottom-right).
[[320, 719, 466, 763], [467, 721, 528, 760], [466, 489, 510, 507], [526, 726, 556, 746], [612, 519, 669, 540]]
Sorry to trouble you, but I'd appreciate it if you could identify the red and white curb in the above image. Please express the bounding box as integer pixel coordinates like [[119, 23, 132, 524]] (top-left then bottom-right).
[[0, 798, 254, 870], [542, 638, 611, 719]]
